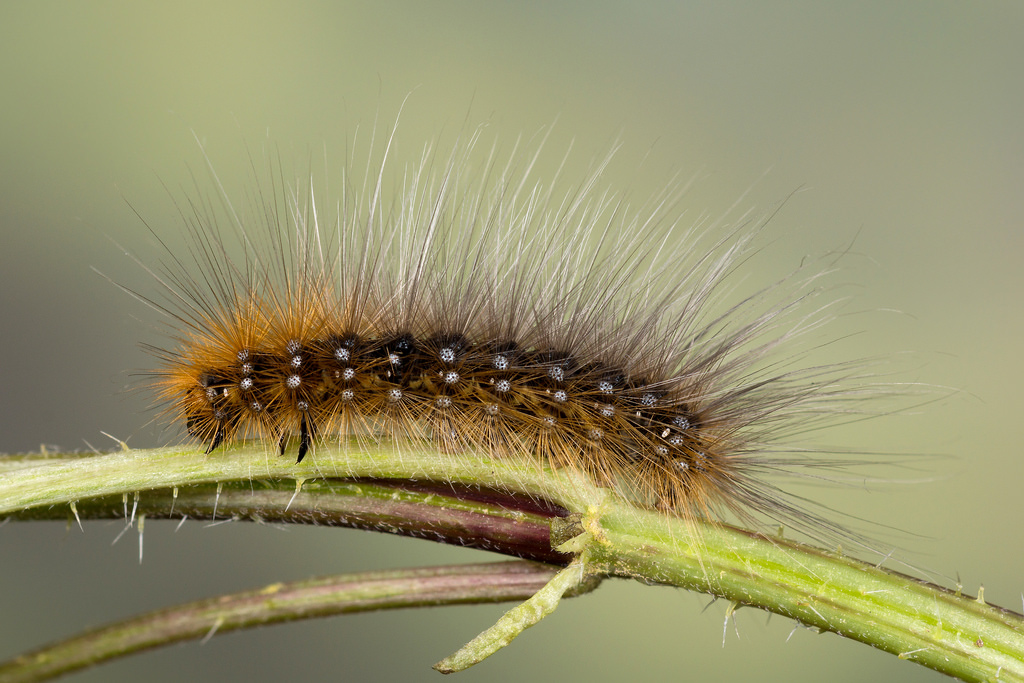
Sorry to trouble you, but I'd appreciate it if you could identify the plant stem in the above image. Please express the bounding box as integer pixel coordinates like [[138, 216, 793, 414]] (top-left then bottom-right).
[[5, 479, 572, 565], [0, 561, 581, 683], [592, 506, 1024, 682], [1, 443, 1022, 681]]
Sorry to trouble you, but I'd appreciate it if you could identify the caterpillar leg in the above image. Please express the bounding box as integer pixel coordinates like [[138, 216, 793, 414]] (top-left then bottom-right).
[[277, 415, 316, 463], [297, 414, 315, 463], [204, 426, 225, 454], [187, 414, 225, 454]]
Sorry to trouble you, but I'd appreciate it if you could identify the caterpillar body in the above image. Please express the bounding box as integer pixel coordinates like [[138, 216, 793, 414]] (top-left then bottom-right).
[[143, 128, 871, 535]]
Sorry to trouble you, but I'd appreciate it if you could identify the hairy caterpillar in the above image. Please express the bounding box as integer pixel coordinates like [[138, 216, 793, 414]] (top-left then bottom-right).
[[137, 125, 879, 542]]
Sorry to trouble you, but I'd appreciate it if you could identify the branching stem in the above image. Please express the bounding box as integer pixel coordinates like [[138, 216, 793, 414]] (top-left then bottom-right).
[[1, 443, 1021, 681]]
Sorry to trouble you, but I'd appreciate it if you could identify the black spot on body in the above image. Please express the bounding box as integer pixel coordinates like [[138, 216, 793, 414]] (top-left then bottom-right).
[[377, 333, 420, 383]]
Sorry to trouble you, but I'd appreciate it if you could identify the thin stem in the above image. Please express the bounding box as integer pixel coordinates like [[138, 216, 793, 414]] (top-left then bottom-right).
[[5, 479, 572, 565], [0, 561, 582, 683], [1, 443, 1022, 681]]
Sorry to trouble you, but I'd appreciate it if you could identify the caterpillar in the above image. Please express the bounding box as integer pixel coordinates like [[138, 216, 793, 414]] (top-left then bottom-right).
[[137, 125, 877, 539]]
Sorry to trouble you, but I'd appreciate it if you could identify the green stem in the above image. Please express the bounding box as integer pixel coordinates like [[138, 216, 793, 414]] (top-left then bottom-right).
[[434, 558, 591, 674], [592, 506, 1024, 682], [0, 441, 598, 516], [1, 443, 1022, 681]]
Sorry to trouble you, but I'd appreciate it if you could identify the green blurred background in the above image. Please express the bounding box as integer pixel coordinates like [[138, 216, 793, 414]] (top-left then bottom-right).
[[1, 2, 1021, 681]]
